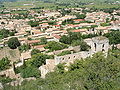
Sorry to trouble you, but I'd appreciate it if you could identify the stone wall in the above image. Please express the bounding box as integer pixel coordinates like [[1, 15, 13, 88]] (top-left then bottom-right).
[[40, 36, 109, 78]]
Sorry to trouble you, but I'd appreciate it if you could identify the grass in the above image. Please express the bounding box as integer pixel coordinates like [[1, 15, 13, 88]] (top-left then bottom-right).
[[0, 47, 20, 63], [1, 0, 120, 10], [84, 3, 120, 9]]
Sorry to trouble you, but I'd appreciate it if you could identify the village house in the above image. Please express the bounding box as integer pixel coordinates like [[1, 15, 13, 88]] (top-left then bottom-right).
[[44, 12, 61, 18], [95, 26, 111, 35], [73, 19, 85, 23], [85, 11, 111, 24], [26, 40, 40, 46], [20, 51, 31, 64], [57, 15, 76, 21], [32, 45, 46, 52], [71, 29, 88, 35]]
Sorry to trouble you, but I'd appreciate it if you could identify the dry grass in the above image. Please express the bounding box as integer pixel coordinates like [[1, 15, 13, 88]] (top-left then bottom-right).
[[0, 47, 20, 63]]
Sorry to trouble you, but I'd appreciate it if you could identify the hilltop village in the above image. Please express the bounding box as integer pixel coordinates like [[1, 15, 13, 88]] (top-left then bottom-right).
[[0, 7, 120, 87]]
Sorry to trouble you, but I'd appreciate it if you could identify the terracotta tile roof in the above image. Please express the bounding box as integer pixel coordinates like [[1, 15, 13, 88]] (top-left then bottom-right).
[[71, 29, 87, 32], [61, 30, 68, 33], [52, 34, 61, 39], [33, 45, 46, 48], [53, 25, 61, 27], [21, 51, 31, 60], [18, 38, 27, 41], [73, 19, 85, 22], [27, 40, 40, 44]]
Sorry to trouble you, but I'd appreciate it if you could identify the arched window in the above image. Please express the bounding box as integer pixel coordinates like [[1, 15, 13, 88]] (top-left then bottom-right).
[[94, 43, 96, 51], [68, 57, 70, 59], [102, 44, 104, 48], [102, 44, 105, 51]]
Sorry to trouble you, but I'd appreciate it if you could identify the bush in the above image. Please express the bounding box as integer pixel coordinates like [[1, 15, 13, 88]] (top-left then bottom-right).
[[80, 41, 91, 51], [29, 53, 53, 68], [28, 20, 39, 27], [31, 49, 41, 56], [104, 31, 120, 44], [57, 51, 71, 56], [75, 14, 86, 19], [18, 44, 30, 52], [21, 66, 40, 78], [45, 41, 68, 51], [0, 76, 15, 84], [0, 57, 10, 71]]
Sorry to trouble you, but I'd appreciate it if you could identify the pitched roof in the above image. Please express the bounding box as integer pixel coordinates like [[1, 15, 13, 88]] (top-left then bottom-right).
[[52, 34, 61, 39], [27, 40, 40, 44], [71, 29, 87, 32]]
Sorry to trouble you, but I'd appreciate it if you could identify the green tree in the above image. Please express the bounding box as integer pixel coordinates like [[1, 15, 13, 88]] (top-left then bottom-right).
[[30, 53, 51, 68], [0, 29, 9, 38], [104, 31, 120, 44], [80, 41, 91, 51], [9, 32, 15, 36], [8, 37, 21, 49], [31, 49, 41, 56], [45, 41, 68, 51], [40, 37, 47, 44], [0, 57, 10, 71], [57, 50, 71, 56], [71, 40, 81, 46], [60, 32, 82, 45], [18, 44, 30, 52], [56, 63, 65, 74], [28, 20, 39, 27], [21, 66, 40, 78], [59, 35, 71, 44], [76, 14, 86, 19]]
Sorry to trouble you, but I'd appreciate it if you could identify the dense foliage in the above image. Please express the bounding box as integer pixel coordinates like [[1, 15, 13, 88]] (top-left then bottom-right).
[[40, 37, 47, 44], [18, 44, 30, 52], [0, 76, 15, 84], [57, 50, 71, 56], [60, 32, 82, 44], [104, 31, 120, 45], [0, 57, 10, 71], [20, 66, 40, 78], [31, 49, 41, 56], [45, 41, 68, 51], [14, 53, 53, 78], [4, 49, 120, 90], [29, 53, 54, 68], [60, 32, 98, 45], [80, 41, 91, 51], [8, 37, 21, 49], [60, 32, 97, 51], [28, 20, 39, 27], [0, 29, 15, 39], [75, 14, 86, 19]]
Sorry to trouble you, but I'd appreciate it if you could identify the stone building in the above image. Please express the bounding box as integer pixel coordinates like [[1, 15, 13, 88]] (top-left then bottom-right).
[[39, 36, 109, 78]]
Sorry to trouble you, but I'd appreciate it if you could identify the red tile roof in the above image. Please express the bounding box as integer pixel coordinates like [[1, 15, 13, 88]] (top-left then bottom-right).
[[27, 40, 40, 44], [73, 19, 85, 22], [33, 45, 46, 48], [71, 29, 87, 32], [52, 34, 61, 39]]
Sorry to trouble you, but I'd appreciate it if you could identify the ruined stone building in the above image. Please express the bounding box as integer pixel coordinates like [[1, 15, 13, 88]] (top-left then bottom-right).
[[39, 36, 109, 78]]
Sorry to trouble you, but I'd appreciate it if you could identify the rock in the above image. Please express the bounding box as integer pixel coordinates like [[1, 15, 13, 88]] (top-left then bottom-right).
[[0, 83, 3, 90]]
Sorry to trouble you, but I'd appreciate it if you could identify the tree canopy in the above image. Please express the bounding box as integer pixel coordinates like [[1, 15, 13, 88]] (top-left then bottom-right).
[[0, 57, 10, 71], [45, 41, 68, 51], [8, 37, 21, 49], [104, 31, 120, 45]]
